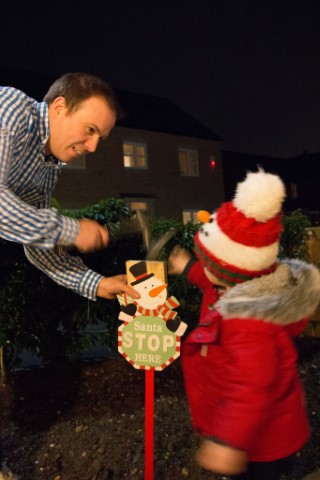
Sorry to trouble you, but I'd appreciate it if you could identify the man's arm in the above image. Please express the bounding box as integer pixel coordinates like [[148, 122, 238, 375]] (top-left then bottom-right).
[[24, 245, 139, 300], [0, 184, 80, 248], [0, 89, 80, 248], [1, 87, 135, 298], [0, 96, 109, 251], [0, 181, 111, 251]]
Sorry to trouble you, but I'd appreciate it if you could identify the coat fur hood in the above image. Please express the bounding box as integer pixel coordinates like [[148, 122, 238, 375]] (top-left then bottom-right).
[[216, 259, 320, 325]]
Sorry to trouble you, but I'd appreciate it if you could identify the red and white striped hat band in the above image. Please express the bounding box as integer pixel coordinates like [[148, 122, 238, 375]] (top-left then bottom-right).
[[194, 231, 277, 285], [216, 202, 283, 247]]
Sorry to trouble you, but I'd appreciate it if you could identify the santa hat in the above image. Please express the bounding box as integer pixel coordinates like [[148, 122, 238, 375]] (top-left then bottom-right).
[[194, 169, 286, 285]]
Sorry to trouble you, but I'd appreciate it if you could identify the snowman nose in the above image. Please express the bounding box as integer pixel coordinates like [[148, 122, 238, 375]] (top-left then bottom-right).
[[149, 284, 167, 297]]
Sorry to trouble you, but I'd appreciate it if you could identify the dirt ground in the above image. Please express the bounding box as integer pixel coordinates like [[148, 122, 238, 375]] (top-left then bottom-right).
[[0, 336, 320, 480]]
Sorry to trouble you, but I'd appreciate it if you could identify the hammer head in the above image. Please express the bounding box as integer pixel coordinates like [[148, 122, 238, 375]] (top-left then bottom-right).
[[107, 210, 177, 261], [134, 210, 177, 261]]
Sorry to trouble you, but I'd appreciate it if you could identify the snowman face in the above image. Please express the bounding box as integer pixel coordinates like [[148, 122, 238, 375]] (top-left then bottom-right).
[[199, 212, 217, 239], [134, 276, 168, 309]]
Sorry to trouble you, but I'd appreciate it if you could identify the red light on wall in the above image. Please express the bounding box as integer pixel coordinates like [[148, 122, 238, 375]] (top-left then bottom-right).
[[210, 160, 216, 168]]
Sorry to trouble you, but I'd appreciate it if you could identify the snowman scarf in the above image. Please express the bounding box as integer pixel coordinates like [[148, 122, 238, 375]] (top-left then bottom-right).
[[134, 296, 179, 320], [118, 293, 179, 320]]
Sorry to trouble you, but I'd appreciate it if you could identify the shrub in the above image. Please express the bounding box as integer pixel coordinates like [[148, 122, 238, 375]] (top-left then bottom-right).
[[279, 210, 311, 261], [0, 203, 312, 377]]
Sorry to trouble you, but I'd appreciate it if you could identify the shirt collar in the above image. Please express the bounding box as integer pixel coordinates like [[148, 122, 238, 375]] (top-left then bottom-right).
[[38, 101, 61, 168], [37, 101, 50, 149]]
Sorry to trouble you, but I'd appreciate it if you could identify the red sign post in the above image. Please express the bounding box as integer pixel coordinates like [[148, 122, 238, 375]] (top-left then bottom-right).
[[117, 260, 186, 480]]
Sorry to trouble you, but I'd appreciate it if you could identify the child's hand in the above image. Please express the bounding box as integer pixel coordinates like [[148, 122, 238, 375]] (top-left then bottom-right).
[[196, 439, 247, 475], [168, 245, 192, 275]]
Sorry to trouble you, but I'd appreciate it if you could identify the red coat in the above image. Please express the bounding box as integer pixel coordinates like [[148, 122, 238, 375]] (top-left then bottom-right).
[[181, 260, 313, 462]]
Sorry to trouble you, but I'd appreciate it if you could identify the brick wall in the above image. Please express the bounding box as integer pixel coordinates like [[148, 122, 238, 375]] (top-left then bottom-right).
[[54, 126, 224, 220]]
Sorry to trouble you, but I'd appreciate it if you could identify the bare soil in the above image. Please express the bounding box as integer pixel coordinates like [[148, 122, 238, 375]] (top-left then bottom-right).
[[1, 336, 320, 480]]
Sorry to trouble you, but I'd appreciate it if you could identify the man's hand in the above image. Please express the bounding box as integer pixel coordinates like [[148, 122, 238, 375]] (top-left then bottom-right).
[[96, 275, 140, 300], [74, 219, 110, 252]]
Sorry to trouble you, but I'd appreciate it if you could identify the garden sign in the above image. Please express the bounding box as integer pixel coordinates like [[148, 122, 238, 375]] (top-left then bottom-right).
[[117, 260, 186, 480]]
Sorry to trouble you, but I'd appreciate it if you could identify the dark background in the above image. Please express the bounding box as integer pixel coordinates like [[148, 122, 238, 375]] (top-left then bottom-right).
[[1, 0, 320, 157]]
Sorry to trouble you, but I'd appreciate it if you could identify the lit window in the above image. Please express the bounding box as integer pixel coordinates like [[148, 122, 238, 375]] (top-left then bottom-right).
[[182, 210, 199, 224], [123, 197, 154, 215], [62, 154, 86, 169], [178, 148, 199, 176], [290, 183, 298, 199], [123, 142, 147, 168], [130, 201, 148, 212]]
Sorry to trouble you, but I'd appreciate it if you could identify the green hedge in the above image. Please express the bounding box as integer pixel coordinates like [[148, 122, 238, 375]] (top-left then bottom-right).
[[0, 202, 311, 371]]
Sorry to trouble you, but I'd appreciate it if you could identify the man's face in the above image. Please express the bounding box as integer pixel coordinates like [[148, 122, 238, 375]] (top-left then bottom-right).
[[47, 96, 116, 162]]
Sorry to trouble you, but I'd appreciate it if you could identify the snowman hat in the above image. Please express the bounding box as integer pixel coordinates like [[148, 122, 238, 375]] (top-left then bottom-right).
[[129, 261, 154, 286], [194, 169, 286, 285]]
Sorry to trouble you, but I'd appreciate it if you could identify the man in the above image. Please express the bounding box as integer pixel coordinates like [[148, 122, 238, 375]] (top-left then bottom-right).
[[0, 72, 140, 478], [0, 72, 139, 302]]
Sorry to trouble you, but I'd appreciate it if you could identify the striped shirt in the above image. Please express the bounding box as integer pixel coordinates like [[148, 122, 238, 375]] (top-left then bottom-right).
[[0, 86, 103, 300]]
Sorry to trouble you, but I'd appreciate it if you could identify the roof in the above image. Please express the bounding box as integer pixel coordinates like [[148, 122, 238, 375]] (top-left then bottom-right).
[[0, 65, 56, 101], [0, 65, 222, 141], [115, 88, 222, 141], [288, 151, 320, 163]]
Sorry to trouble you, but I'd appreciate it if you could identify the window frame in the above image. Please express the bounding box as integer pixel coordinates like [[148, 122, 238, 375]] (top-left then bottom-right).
[[178, 147, 199, 176], [123, 141, 148, 169], [123, 196, 154, 215], [290, 182, 298, 199], [182, 209, 200, 224]]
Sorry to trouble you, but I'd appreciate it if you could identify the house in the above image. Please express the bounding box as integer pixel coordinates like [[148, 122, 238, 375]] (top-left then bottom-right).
[[54, 88, 224, 221], [2, 66, 319, 224]]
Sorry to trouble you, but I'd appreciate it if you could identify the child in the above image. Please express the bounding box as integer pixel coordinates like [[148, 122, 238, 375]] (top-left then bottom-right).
[[168, 170, 320, 480]]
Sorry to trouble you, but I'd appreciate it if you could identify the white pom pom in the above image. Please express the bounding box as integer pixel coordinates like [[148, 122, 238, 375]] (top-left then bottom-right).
[[233, 169, 286, 221]]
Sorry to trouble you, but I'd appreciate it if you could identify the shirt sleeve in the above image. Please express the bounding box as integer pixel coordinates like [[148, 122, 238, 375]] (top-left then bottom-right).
[[0, 184, 80, 248], [0, 90, 79, 249], [24, 245, 104, 300]]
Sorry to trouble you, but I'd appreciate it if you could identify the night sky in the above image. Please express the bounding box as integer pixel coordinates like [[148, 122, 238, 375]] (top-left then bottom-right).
[[1, 0, 320, 158]]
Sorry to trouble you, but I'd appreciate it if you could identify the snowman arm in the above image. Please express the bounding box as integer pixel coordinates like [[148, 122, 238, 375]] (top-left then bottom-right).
[[117, 292, 134, 306]]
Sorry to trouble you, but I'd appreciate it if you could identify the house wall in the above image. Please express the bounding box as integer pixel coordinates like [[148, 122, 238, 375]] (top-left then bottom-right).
[[53, 126, 224, 220]]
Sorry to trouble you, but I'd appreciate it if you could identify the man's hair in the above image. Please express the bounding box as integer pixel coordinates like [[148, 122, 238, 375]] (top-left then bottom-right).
[[44, 72, 123, 118]]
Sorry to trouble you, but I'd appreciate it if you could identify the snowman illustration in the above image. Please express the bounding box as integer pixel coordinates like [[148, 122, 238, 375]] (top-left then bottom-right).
[[118, 261, 187, 337]]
